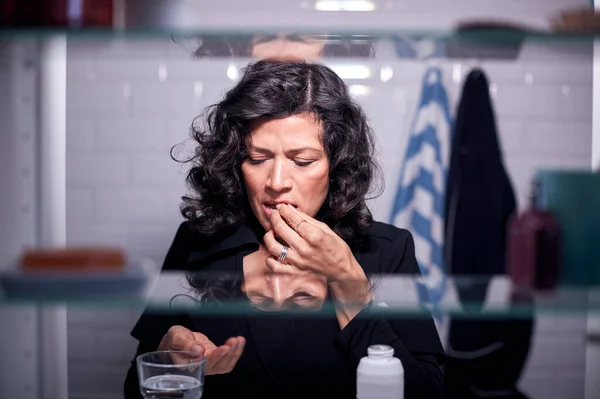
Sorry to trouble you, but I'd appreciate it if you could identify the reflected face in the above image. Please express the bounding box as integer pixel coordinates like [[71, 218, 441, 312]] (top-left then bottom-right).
[[241, 114, 330, 231], [251, 35, 325, 61], [243, 271, 328, 311]]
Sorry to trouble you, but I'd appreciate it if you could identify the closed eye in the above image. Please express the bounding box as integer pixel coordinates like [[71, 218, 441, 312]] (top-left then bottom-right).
[[247, 158, 267, 165], [294, 160, 314, 167]]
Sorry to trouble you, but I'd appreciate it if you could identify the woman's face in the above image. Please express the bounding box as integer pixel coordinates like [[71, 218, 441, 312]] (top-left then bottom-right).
[[243, 271, 328, 311], [241, 114, 330, 231]]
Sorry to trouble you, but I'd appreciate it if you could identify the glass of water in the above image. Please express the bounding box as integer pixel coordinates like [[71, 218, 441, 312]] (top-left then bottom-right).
[[137, 350, 206, 399]]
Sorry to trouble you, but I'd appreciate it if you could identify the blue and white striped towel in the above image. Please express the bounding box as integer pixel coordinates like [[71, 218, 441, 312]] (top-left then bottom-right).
[[389, 66, 452, 313]]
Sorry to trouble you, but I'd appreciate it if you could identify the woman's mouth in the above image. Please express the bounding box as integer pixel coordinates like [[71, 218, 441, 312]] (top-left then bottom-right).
[[263, 204, 277, 218], [263, 203, 295, 218]]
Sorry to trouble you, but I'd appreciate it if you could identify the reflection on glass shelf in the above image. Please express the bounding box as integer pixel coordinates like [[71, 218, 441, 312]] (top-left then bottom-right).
[[1, 271, 599, 317], [0, 258, 155, 301], [3, 28, 600, 42], [2, 29, 597, 62]]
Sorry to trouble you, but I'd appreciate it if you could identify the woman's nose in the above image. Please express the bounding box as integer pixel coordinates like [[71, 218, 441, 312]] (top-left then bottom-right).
[[266, 159, 293, 192], [271, 274, 291, 310]]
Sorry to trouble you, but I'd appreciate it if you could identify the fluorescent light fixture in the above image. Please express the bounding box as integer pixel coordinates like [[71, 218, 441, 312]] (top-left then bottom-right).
[[380, 66, 393, 82], [489, 83, 498, 97], [329, 64, 371, 79], [227, 64, 240, 81], [158, 63, 168, 82], [194, 81, 203, 98], [315, 0, 376, 12], [452, 63, 462, 84], [349, 85, 370, 96]]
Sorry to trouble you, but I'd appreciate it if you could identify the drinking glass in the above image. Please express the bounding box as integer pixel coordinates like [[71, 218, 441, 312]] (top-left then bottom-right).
[[137, 350, 206, 399]]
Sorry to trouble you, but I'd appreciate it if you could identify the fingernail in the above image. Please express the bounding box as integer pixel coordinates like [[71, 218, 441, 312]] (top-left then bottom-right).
[[275, 204, 281, 209]]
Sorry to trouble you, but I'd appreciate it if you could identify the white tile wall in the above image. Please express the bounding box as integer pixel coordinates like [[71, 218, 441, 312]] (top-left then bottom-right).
[[94, 119, 165, 151], [64, 4, 593, 398]]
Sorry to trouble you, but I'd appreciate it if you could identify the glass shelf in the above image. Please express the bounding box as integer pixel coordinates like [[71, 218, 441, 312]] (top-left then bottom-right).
[[0, 27, 598, 39], [2, 28, 599, 45], [1, 272, 599, 318], [1, 27, 598, 61]]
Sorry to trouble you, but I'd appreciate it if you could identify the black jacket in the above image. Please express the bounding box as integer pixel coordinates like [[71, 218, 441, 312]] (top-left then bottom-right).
[[444, 68, 516, 278], [443, 69, 532, 399], [124, 220, 445, 399]]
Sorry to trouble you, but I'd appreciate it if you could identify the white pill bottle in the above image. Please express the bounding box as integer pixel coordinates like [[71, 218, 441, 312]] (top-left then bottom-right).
[[357, 344, 404, 399]]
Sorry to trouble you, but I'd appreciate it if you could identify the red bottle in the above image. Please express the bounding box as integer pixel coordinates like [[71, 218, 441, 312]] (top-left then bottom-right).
[[507, 180, 562, 291]]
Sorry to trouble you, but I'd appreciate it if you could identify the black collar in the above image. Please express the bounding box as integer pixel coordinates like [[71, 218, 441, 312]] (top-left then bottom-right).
[[187, 218, 264, 264], [185, 216, 371, 265]]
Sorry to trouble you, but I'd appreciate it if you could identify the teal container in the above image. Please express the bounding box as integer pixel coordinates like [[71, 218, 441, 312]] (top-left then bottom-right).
[[536, 170, 600, 286]]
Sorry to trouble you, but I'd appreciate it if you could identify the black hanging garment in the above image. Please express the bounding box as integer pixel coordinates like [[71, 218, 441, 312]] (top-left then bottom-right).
[[443, 69, 534, 399]]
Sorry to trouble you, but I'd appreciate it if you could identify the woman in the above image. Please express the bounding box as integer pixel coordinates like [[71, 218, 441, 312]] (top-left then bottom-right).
[[124, 59, 444, 399]]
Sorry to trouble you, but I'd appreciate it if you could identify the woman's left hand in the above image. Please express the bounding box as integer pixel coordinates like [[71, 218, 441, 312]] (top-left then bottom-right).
[[263, 203, 359, 281]]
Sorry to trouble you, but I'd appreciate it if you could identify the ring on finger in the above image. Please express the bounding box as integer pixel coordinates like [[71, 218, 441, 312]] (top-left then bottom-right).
[[295, 219, 307, 233], [277, 246, 289, 263]]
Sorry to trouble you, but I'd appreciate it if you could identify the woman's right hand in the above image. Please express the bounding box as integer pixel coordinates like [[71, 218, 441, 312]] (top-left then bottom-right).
[[158, 325, 246, 375]]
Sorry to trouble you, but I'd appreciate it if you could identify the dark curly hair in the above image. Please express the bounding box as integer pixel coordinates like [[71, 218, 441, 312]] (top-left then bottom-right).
[[178, 59, 381, 242]]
